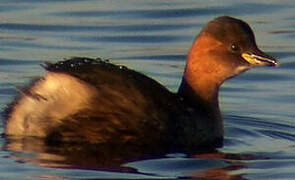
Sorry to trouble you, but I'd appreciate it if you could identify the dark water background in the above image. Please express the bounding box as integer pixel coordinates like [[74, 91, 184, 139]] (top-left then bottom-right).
[[0, 0, 295, 179]]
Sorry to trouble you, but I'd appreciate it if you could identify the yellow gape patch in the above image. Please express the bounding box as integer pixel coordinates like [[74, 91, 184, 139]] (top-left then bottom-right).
[[242, 53, 258, 65]]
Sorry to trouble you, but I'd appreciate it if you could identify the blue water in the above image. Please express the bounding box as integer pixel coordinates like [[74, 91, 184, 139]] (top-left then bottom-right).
[[0, 0, 295, 179]]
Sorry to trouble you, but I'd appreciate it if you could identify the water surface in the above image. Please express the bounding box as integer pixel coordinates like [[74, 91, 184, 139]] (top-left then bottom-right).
[[0, 0, 295, 179]]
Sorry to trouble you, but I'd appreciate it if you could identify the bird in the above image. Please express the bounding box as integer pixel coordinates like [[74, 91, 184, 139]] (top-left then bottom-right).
[[3, 16, 278, 152]]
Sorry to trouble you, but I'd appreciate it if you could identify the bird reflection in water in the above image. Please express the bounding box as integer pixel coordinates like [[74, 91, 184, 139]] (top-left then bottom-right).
[[4, 136, 264, 180]]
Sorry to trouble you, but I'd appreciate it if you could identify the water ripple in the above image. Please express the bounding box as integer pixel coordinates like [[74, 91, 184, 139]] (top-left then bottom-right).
[[119, 54, 185, 61], [52, 7, 225, 19], [259, 130, 295, 141], [0, 23, 198, 32], [226, 115, 295, 132], [71, 35, 190, 43], [0, 58, 38, 65], [0, 41, 95, 51], [280, 63, 295, 70], [234, 72, 291, 81], [0, 4, 31, 13], [51, 3, 289, 19], [272, 51, 295, 59]]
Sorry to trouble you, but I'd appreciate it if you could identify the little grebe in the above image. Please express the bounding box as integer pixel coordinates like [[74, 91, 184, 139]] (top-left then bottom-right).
[[4, 16, 278, 152]]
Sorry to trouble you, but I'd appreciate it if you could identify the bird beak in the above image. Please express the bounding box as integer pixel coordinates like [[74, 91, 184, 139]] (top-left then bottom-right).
[[242, 50, 278, 67]]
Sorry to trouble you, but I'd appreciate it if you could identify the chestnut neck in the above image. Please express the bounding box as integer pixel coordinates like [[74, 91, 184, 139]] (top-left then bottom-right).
[[177, 74, 221, 121], [177, 34, 225, 138], [178, 34, 224, 120]]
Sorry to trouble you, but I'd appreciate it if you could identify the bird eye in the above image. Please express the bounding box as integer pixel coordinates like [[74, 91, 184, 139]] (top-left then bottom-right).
[[230, 43, 240, 52]]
